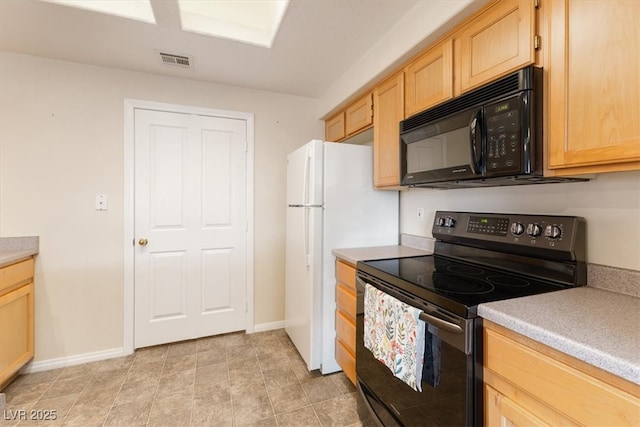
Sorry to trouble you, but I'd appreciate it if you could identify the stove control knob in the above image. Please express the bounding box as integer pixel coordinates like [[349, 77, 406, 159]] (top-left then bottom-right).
[[435, 217, 445, 227], [544, 225, 562, 239], [526, 223, 542, 237], [444, 217, 456, 228], [510, 222, 525, 236]]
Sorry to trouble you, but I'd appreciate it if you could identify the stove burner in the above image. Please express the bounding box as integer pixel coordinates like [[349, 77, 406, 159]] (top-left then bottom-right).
[[446, 264, 484, 275], [432, 274, 495, 295], [486, 275, 530, 288]]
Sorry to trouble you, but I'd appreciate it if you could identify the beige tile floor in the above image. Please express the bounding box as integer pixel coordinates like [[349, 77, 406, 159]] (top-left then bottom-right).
[[1, 329, 363, 426]]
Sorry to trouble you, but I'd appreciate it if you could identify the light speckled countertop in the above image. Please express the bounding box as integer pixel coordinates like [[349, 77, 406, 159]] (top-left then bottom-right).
[[332, 245, 431, 266], [478, 287, 640, 385], [0, 236, 39, 268]]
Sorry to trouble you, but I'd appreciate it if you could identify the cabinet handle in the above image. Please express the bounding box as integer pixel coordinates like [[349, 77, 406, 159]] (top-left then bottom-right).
[[138, 238, 148, 246]]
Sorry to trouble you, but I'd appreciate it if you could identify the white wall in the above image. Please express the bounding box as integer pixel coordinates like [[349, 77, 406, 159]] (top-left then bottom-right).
[[400, 171, 640, 270], [0, 52, 323, 362]]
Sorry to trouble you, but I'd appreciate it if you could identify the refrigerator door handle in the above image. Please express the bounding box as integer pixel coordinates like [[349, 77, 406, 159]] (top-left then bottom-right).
[[302, 148, 311, 206], [304, 207, 311, 267]]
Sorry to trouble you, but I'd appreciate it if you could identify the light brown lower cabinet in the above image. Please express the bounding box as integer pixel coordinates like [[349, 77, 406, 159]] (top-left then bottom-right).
[[484, 321, 640, 426], [335, 259, 357, 385], [0, 258, 35, 389]]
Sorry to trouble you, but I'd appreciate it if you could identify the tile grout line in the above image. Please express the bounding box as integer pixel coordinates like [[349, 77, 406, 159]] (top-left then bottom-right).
[[14, 369, 62, 426], [101, 354, 140, 427], [224, 335, 238, 427], [59, 365, 99, 425], [253, 335, 277, 427], [141, 346, 169, 427]]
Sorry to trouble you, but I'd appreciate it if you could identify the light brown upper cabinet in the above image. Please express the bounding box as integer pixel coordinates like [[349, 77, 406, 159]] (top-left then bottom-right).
[[455, 0, 536, 94], [345, 92, 373, 136], [324, 92, 373, 142], [373, 72, 404, 188], [325, 112, 346, 142], [404, 39, 453, 118], [543, 0, 640, 175]]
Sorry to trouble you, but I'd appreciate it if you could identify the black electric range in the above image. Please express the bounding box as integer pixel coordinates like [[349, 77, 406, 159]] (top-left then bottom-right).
[[355, 211, 586, 427]]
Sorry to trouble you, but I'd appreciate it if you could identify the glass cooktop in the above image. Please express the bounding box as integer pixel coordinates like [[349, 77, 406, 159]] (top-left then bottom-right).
[[358, 255, 568, 318]]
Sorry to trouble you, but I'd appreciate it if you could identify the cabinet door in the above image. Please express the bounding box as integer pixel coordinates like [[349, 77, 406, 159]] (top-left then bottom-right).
[[0, 283, 34, 387], [325, 112, 346, 142], [457, 0, 535, 93], [485, 385, 549, 427], [404, 39, 453, 117], [345, 93, 373, 136], [545, 0, 640, 173], [373, 72, 404, 188]]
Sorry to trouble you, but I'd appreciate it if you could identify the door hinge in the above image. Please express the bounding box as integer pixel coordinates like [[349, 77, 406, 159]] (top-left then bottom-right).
[[534, 35, 541, 50], [534, 0, 540, 8]]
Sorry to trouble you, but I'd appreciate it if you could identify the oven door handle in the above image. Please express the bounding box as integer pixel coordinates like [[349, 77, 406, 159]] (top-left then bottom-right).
[[359, 274, 464, 335], [419, 311, 464, 335]]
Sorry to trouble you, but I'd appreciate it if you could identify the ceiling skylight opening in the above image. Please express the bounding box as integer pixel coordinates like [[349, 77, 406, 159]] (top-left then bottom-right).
[[178, 0, 290, 48], [41, 0, 156, 24]]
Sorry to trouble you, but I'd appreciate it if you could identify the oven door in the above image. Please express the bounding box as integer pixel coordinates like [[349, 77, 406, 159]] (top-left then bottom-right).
[[400, 107, 483, 186], [355, 274, 481, 426]]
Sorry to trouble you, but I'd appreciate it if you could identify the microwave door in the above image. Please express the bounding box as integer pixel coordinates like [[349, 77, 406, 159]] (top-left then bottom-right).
[[401, 108, 482, 185]]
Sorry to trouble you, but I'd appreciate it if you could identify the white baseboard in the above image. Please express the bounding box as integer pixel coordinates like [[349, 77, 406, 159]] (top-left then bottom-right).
[[21, 347, 131, 374], [252, 320, 285, 333]]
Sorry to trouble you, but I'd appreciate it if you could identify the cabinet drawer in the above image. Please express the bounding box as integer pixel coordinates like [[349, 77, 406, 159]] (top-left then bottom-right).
[[335, 338, 356, 385], [0, 258, 34, 295], [336, 284, 356, 320], [485, 327, 640, 426], [336, 310, 356, 354], [335, 260, 356, 290]]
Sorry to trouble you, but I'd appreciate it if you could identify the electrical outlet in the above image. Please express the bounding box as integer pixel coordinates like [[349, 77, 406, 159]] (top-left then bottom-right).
[[95, 194, 108, 211], [417, 207, 425, 222]]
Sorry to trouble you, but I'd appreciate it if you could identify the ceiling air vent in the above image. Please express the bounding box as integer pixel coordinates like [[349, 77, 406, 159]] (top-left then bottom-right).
[[158, 51, 192, 69]]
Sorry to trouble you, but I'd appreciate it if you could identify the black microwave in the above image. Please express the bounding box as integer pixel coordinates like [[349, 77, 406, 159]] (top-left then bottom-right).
[[400, 66, 584, 188]]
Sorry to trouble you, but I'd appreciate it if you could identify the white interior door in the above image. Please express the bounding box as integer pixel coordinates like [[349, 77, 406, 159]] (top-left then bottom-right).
[[134, 108, 248, 348]]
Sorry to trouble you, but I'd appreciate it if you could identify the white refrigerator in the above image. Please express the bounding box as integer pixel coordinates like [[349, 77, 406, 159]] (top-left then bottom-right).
[[285, 139, 399, 374]]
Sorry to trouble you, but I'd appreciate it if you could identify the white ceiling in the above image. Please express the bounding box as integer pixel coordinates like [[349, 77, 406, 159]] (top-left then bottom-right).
[[0, 0, 423, 98]]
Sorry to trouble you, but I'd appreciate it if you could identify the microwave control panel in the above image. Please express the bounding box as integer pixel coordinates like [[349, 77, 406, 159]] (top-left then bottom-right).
[[485, 95, 523, 174]]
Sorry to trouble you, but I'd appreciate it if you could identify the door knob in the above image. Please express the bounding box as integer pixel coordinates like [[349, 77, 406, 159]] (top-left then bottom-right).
[[138, 238, 148, 246]]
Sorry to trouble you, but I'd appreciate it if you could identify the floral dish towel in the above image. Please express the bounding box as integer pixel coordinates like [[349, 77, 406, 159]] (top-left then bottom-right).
[[363, 283, 426, 392]]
